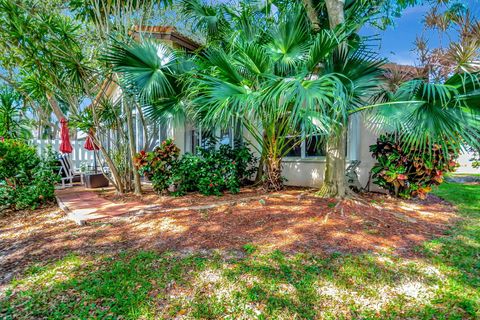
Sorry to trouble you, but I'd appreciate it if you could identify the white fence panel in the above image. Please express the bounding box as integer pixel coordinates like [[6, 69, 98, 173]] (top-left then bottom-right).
[[31, 139, 95, 170]]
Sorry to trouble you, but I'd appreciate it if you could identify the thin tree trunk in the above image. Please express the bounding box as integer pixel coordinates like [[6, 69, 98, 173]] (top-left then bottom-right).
[[91, 134, 125, 193], [254, 153, 265, 185], [135, 103, 149, 151], [46, 93, 66, 121], [126, 102, 142, 195], [254, 130, 267, 184]]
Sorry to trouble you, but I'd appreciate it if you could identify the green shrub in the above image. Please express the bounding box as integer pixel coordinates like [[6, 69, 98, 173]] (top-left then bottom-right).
[[370, 134, 458, 199], [133, 139, 180, 194], [172, 145, 256, 196], [0, 139, 59, 211], [135, 140, 256, 196]]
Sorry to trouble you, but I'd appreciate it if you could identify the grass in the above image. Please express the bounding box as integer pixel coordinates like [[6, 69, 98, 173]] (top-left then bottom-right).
[[1, 183, 479, 319]]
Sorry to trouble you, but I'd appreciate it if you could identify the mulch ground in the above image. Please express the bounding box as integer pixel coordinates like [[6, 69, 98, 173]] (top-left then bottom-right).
[[96, 184, 277, 209], [0, 188, 458, 290]]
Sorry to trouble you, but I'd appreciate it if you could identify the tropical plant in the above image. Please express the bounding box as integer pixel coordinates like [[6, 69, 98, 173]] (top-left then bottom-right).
[[104, 0, 480, 197], [172, 145, 254, 196], [0, 87, 31, 140], [371, 72, 480, 161], [105, 3, 351, 191], [0, 139, 59, 211], [414, 1, 479, 82], [0, 0, 94, 121], [471, 151, 480, 169], [370, 134, 458, 199], [134, 139, 180, 193]]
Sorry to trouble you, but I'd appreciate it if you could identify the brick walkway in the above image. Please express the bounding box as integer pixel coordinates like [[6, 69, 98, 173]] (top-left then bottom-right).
[[55, 186, 146, 225]]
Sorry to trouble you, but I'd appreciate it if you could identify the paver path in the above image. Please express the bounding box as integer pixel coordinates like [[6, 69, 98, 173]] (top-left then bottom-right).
[[55, 186, 277, 225], [55, 186, 146, 224]]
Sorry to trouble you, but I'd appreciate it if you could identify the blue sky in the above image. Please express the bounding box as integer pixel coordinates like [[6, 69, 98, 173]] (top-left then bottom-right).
[[361, 0, 479, 65]]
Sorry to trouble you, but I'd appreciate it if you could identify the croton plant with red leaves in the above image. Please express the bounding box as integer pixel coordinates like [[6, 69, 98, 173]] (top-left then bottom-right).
[[133, 139, 180, 193], [370, 134, 458, 199]]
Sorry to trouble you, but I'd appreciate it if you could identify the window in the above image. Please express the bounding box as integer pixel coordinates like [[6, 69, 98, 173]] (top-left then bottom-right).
[[285, 136, 302, 157], [219, 128, 232, 146], [190, 126, 235, 153], [305, 135, 326, 157], [286, 132, 326, 158]]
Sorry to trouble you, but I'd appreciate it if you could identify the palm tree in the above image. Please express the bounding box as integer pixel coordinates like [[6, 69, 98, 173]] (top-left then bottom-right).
[[104, 0, 480, 196], [185, 5, 352, 191], [371, 72, 480, 157], [105, 2, 385, 191]]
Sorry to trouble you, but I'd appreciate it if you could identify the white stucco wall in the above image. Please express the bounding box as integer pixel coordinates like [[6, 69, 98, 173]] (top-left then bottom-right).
[[281, 158, 326, 187], [280, 117, 378, 188], [456, 151, 480, 174], [156, 116, 479, 189]]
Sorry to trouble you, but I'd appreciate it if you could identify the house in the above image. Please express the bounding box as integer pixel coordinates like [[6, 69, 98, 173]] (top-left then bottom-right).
[[98, 26, 479, 190]]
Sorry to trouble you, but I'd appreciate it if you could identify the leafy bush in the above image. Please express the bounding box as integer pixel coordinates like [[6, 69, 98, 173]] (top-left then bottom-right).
[[135, 140, 256, 196], [370, 134, 458, 199], [0, 139, 59, 211], [133, 139, 180, 194], [172, 145, 256, 196]]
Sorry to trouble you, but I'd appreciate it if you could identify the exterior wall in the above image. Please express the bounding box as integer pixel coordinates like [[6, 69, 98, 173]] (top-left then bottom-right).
[[173, 120, 187, 154], [280, 116, 378, 188], [282, 159, 326, 187], [154, 117, 479, 188], [456, 151, 480, 174]]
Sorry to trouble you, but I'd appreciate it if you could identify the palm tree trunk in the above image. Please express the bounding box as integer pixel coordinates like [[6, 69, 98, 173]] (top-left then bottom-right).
[[264, 154, 283, 191], [318, 128, 347, 198], [126, 103, 142, 195], [324, 0, 345, 28], [302, 0, 321, 31], [320, 0, 348, 198]]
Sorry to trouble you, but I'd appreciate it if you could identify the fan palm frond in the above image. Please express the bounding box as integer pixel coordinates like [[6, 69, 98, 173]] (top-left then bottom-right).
[[103, 39, 178, 103]]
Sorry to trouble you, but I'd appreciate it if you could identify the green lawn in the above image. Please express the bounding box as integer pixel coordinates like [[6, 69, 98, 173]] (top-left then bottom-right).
[[1, 183, 479, 319]]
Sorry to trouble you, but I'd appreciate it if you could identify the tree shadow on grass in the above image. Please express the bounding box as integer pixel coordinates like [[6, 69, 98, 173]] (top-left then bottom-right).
[[1, 247, 478, 319]]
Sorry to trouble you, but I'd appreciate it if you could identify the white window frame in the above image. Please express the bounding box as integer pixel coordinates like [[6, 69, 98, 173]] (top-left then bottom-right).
[[284, 116, 361, 161], [190, 123, 235, 153]]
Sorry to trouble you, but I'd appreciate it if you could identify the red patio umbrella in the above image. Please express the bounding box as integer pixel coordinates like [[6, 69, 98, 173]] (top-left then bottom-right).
[[59, 118, 73, 154], [84, 134, 99, 151], [84, 130, 99, 172]]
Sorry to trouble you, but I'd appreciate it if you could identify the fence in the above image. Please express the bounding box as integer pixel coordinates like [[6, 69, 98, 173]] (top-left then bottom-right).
[[31, 139, 95, 170]]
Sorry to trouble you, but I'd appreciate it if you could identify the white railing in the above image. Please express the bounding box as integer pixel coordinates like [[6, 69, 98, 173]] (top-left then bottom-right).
[[31, 139, 95, 170]]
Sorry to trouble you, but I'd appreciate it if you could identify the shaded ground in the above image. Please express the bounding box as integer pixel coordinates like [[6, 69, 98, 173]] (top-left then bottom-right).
[[0, 183, 479, 319], [2, 182, 480, 319], [0, 189, 457, 288], [96, 184, 277, 208]]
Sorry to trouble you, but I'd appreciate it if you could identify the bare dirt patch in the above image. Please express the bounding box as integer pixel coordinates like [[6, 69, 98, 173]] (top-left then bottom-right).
[[0, 190, 458, 288]]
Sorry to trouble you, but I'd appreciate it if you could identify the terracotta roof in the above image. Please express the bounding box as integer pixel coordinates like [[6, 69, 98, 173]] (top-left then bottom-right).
[[382, 63, 426, 79], [131, 25, 201, 51]]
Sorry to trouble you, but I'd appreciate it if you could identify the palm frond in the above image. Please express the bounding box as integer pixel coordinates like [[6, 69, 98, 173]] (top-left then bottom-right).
[[103, 39, 177, 103]]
